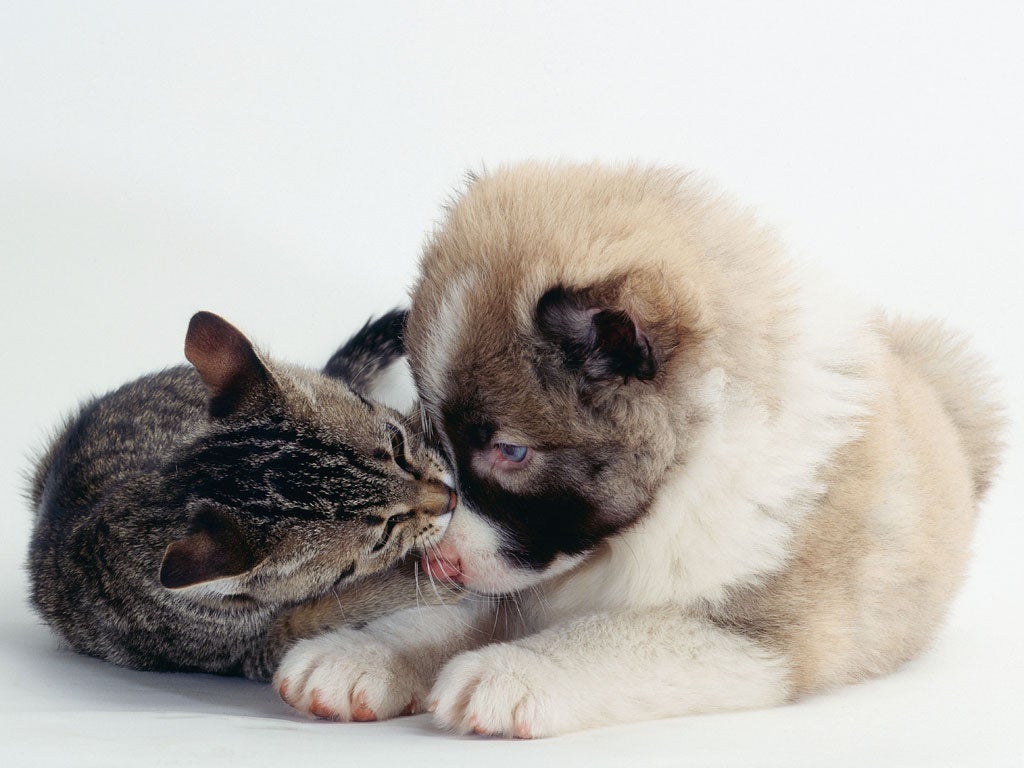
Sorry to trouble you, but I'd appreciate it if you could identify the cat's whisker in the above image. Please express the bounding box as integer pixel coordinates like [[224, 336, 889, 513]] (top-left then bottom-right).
[[413, 558, 423, 611], [528, 582, 550, 622], [490, 593, 502, 638], [29, 308, 432, 681], [500, 552, 533, 634], [332, 586, 347, 622], [419, 546, 487, 636], [619, 536, 641, 571], [509, 591, 528, 634]]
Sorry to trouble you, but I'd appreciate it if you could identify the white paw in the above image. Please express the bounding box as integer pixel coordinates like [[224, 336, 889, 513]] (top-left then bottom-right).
[[429, 644, 567, 739], [273, 630, 423, 722]]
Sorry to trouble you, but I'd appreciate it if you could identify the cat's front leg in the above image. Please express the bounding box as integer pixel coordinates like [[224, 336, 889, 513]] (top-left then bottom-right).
[[274, 600, 493, 721], [429, 605, 792, 738]]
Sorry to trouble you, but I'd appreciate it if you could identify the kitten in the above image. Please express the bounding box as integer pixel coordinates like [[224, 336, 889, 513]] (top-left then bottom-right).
[[28, 310, 453, 681], [275, 162, 1004, 737]]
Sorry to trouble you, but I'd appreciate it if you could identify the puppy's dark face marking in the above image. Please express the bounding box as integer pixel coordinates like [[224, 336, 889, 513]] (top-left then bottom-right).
[[404, 166, 715, 592], [413, 284, 677, 583], [440, 405, 637, 571]]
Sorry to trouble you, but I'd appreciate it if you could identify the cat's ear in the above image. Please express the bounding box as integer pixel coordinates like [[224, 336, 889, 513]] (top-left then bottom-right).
[[185, 311, 274, 418], [159, 508, 258, 590], [536, 286, 658, 384]]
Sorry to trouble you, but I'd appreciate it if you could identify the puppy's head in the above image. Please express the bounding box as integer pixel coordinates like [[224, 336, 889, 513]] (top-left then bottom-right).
[[406, 164, 721, 594]]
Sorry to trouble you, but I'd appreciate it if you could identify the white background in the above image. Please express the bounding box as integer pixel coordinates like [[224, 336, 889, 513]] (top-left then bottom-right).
[[1, 2, 1021, 766]]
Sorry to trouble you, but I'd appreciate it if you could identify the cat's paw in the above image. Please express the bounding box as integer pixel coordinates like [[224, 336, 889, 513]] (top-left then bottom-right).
[[274, 630, 422, 722], [428, 644, 568, 739]]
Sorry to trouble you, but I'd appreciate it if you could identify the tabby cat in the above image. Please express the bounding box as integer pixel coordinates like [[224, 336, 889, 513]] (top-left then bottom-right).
[[28, 310, 453, 681]]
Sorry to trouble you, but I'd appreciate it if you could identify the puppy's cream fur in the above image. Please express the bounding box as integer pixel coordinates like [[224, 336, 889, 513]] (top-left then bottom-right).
[[275, 163, 1004, 737]]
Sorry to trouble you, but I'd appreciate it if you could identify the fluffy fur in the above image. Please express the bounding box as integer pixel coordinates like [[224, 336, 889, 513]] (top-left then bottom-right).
[[29, 311, 453, 680], [276, 163, 1004, 735]]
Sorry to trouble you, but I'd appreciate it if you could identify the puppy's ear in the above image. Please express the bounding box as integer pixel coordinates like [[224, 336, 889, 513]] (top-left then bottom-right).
[[536, 286, 658, 383], [185, 312, 275, 418], [159, 508, 258, 590]]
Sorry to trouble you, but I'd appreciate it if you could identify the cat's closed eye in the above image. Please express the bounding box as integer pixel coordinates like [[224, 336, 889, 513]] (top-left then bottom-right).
[[385, 422, 414, 474], [28, 308, 453, 682]]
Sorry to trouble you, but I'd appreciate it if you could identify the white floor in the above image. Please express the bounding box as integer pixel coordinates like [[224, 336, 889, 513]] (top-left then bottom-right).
[[1, 562, 1021, 767], [2, 2, 1022, 765]]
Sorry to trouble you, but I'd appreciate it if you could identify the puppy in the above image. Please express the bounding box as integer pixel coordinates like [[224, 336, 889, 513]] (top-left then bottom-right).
[[275, 163, 1004, 737]]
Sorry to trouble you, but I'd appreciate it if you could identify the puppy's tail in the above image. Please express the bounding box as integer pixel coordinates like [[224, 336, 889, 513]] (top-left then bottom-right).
[[884, 315, 1006, 499]]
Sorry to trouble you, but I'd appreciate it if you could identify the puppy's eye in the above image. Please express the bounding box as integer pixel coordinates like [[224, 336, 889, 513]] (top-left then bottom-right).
[[496, 443, 530, 463]]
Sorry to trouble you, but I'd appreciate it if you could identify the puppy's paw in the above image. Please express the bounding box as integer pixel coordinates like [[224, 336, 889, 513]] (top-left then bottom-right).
[[274, 630, 423, 722], [429, 644, 568, 738]]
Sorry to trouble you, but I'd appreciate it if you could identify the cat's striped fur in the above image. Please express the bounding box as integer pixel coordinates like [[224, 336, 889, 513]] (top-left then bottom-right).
[[28, 311, 451, 681]]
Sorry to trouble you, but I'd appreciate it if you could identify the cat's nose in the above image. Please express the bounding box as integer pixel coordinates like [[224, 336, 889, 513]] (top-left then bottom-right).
[[415, 481, 455, 516]]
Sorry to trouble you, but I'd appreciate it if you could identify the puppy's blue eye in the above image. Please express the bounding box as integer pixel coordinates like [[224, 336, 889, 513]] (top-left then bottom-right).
[[496, 443, 529, 462]]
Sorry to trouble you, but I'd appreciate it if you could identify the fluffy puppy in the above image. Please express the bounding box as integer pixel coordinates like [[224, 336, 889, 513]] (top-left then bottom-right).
[[275, 163, 1004, 737]]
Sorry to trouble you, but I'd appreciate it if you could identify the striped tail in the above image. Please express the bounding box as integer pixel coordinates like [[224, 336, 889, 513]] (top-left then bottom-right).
[[323, 309, 409, 394]]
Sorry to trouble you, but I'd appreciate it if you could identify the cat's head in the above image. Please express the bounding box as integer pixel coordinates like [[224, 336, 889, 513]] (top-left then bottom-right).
[[158, 312, 454, 606]]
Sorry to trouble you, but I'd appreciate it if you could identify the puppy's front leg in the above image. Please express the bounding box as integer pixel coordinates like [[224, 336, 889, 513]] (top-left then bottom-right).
[[430, 605, 791, 738], [274, 600, 494, 721]]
